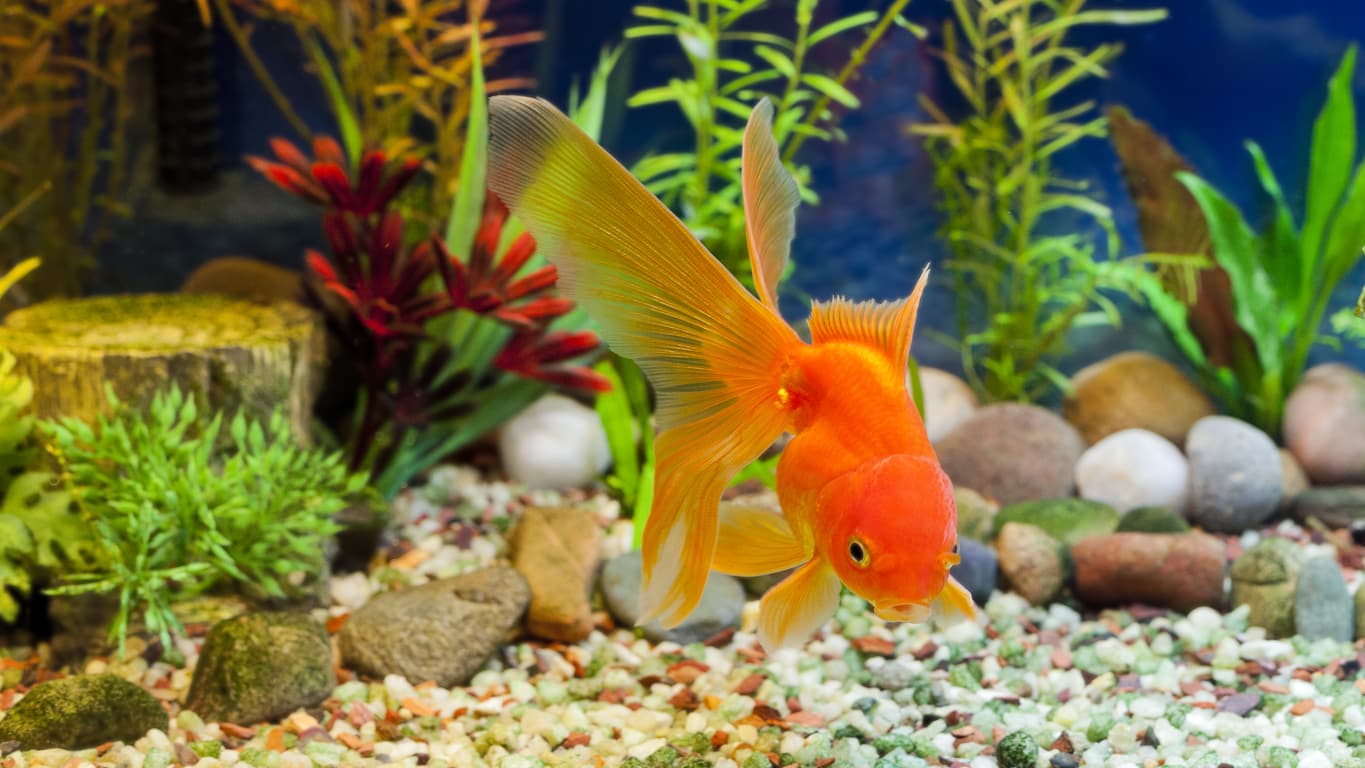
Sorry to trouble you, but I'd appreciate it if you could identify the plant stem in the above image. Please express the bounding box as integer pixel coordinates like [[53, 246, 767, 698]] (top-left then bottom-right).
[[212, 0, 314, 141]]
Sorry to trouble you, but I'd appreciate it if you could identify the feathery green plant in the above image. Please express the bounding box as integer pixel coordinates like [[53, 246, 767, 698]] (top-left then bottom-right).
[[1158, 45, 1365, 438], [911, 0, 1166, 403], [626, 0, 917, 289], [43, 384, 366, 656]]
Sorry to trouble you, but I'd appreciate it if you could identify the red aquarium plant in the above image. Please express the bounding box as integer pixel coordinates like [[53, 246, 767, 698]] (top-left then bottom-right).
[[248, 136, 609, 498]]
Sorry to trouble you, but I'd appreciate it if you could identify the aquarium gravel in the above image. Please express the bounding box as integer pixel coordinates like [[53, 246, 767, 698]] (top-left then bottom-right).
[[5, 469, 1365, 768]]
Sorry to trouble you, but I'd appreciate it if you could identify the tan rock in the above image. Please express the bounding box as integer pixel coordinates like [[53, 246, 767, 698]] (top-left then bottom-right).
[[1063, 351, 1215, 446], [917, 367, 978, 443], [936, 403, 1084, 505], [995, 522, 1064, 605], [1279, 448, 1309, 512], [1283, 363, 1365, 483], [1072, 531, 1225, 612], [509, 506, 603, 642]]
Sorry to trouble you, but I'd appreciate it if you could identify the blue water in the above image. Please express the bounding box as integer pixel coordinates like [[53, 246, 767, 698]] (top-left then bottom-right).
[[104, 0, 1365, 380]]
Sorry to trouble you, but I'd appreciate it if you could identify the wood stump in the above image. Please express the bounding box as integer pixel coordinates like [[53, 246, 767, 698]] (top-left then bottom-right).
[[0, 293, 324, 442]]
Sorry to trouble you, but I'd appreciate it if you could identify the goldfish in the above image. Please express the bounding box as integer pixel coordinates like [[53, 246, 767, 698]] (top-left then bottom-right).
[[486, 95, 978, 650]]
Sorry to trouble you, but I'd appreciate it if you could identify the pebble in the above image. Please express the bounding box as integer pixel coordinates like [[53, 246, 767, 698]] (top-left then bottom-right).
[[1074, 428, 1190, 514], [918, 366, 978, 442], [1278, 448, 1309, 512], [1293, 556, 1353, 642], [1283, 363, 1365, 483], [950, 537, 998, 606], [1062, 351, 1215, 446], [954, 487, 998, 542], [509, 506, 603, 642], [935, 403, 1085, 505], [497, 393, 611, 489], [185, 612, 335, 725], [1185, 415, 1282, 533], [1291, 486, 1365, 528], [598, 549, 745, 644], [1072, 531, 1225, 611], [995, 522, 1064, 605], [1229, 537, 1304, 638]]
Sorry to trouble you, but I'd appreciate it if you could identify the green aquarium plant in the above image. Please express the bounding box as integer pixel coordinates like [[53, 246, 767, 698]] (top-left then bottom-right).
[[626, 0, 917, 289], [1140, 45, 1365, 438], [911, 0, 1166, 403], [594, 353, 656, 549], [43, 384, 367, 656]]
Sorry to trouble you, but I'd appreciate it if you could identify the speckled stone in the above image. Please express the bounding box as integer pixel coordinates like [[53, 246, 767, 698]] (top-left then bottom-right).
[[936, 403, 1085, 505], [1186, 416, 1282, 533], [1294, 556, 1353, 642], [995, 522, 1064, 606]]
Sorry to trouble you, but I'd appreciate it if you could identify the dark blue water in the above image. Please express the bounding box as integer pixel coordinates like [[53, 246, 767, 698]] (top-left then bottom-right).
[[103, 0, 1365, 379]]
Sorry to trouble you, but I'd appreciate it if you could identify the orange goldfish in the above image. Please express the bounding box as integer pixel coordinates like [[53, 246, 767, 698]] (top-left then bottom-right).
[[486, 95, 977, 650]]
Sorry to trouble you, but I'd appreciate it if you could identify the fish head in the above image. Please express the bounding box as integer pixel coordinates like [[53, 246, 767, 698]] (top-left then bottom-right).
[[818, 453, 959, 624]]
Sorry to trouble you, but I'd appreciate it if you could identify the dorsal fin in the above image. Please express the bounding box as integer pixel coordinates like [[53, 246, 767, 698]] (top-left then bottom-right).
[[742, 98, 800, 313], [807, 266, 929, 370]]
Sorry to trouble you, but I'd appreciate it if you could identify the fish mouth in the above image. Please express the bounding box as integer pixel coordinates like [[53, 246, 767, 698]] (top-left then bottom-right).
[[874, 601, 932, 624]]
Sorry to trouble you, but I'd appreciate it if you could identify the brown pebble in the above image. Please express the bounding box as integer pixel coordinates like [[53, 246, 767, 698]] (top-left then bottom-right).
[[1073, 531, 1226, 611]]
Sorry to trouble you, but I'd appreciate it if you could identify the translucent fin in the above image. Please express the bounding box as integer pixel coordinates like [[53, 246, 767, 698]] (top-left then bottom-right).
[[932, 576, 981, 626], [808, 265, 930, 374], [757, 557, 842, 651], [710, 501, 810, 577], [487, 96, 802, 627], [742, 98, 800, 313]]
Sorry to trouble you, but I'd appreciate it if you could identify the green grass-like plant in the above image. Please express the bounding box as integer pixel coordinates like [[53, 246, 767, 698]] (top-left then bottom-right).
[[43, 384, 367, 656], [626, 0, 916, 289], [1145, 45, 1365, 438], [911, 0, 1166, 403]]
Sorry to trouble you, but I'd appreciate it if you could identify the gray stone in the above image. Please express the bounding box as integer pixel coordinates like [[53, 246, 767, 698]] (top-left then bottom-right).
[[1186, 416, 1282, 533], [339, 566, 529, 687], [599, 549, 744, 644], [950, 537, 998, 606], [993, 498, 1120, 548], [1229, 537, 1304, 638], [936, 403, 1085, 505], [740, 568, 794, 598], [185, 611, 334, 725], [1292, 486, 1365, 529], [0, 674, 167, 749], [1294, 556, 1353, 642]]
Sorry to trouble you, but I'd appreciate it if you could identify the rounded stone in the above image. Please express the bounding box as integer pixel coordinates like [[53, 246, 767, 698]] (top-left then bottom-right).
[[1074, 428, 1190, 514], [1185, 416, 1282, 533], [1072, 532, 1225, 612], [1063, 351, 1215, 446], [0, 673, 167, 749], [1116, 506, 1191, 534], [599, 549, 744, 644], [1279, 449, 1309, 512], [1229, 537, 1304, 638], [1292, 487, 1365, 529], [1294, 556, 1353, 642], [917, 366, 978, 443], [993, 498, 1120, 548], [995, 522, 1065, 605], [950, 537, 998, 606], [185, 611, 335, 725], [338, 566, 530, 687], [497, 393, 611, 490], [936, 403, 1085, 505], [1283, 363, 1365, 483], [954, 486, 999, 543]]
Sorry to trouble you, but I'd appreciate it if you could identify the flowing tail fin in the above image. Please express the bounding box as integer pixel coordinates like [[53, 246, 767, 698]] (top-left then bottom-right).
[[487, 95, 802, 627]]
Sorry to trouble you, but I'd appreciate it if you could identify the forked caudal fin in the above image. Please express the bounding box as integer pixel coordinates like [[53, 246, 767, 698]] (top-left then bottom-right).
[[486, 95, 803, 627]]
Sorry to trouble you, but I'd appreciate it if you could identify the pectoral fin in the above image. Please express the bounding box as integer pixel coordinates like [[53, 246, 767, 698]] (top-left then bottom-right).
[[757, 558, 842, 651], [710, 501, 810, 577], [932, 576, 981, 626]]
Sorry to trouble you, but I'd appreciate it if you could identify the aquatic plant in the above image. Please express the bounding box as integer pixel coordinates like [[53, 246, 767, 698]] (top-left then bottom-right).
[[1136, 45, 1365, 439], [43, 384, 366, 656], [249, 135, 608, 499], [594, 354, 656, 548], [911, 0, 1166, 403], [216, 0, 539, 226], [626, 0, 916, 289], [0, 0, 151, 299]]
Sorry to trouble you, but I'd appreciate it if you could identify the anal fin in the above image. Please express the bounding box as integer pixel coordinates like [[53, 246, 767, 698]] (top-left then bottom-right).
[[932, 576, 981, 627], [711, 501, 810, 577]]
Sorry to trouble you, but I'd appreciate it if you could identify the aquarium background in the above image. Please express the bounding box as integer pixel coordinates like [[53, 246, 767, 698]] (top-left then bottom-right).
[[97, 0, 1365, 386]]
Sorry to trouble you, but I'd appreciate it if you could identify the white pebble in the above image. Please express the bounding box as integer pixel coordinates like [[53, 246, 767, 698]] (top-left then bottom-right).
[[1075, 429, 1190, 513], [497, 393, 611, 489]]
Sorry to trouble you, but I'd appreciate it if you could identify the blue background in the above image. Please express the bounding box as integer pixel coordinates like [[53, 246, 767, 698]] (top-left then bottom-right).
[[103, 0, 1365, 382]]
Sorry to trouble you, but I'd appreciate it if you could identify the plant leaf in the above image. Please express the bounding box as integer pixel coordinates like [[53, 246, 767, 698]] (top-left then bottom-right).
[[1302, 44, 1358, 270]]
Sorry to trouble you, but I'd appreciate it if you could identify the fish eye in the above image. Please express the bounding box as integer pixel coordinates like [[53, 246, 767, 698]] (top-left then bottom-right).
[[953, 542, 960, 555], [848, 538, 870, 568]]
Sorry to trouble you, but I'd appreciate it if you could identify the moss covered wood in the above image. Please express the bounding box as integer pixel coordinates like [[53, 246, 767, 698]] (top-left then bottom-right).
[[0, 293, 323, 442]]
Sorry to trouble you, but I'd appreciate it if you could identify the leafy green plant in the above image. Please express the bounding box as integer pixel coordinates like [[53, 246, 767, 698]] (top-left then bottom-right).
[[594, 354, 656, 548], [911, 0, 1166, 403], [43, 384, 367, 655], [1149, 45, 1365, 438], [626, 0, 916, 288]]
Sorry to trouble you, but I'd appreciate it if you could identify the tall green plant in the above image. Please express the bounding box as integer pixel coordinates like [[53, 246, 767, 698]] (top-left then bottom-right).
[[911, 0, 1166, 403], [626, 0, 916, 289], [1153, 45, 1365, 438]]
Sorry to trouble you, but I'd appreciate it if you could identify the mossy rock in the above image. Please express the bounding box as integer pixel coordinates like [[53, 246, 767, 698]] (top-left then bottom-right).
[[954, 487, 998, 543], [0, 673, 167, 749], [992, 498, 1120, 547], [1116, 506, 1191, 534], [0, 293, 322, 445], [184, 611, 334, 724], [995, 730, 1039, 768], [1229, 537, 1305, 639]]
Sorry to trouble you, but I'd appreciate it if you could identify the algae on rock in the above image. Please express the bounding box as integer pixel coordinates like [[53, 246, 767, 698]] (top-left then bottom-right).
[[185, 611, 335, 724], [0, 673, 167, 749]]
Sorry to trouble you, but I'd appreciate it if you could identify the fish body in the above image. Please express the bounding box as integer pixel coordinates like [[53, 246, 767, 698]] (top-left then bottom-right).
[[487, 95, 977, 650]]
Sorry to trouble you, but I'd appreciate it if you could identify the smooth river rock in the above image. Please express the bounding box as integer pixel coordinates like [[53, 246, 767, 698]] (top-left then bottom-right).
[[936, 403, 1085, 505], [1072, 531, 1225, 611]]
